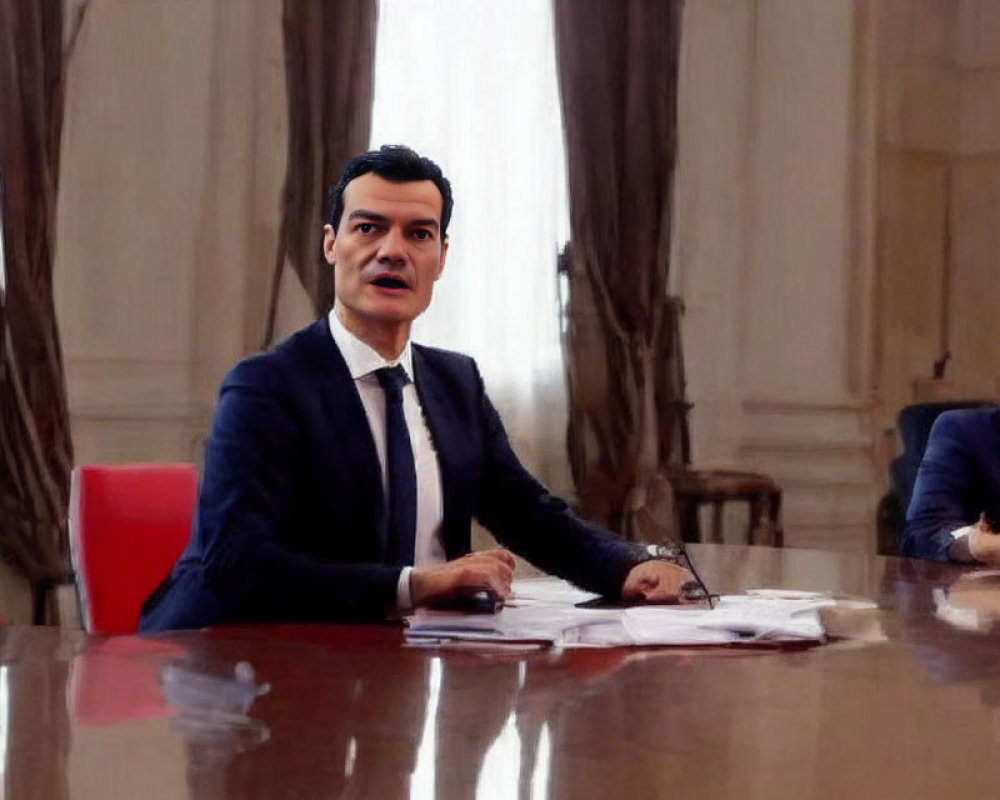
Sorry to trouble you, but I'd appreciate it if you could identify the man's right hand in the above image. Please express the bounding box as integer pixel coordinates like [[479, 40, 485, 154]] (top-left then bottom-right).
[[410, 549, 515, 608]]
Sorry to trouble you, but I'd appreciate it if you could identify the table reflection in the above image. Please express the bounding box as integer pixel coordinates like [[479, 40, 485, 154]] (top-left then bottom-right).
[[936, 570, 1000, 631], [0, 627, 71, 800], [885, 558, 1000, 708], [7, 545, 1000, 798], [186, 631, 635, 799], [53, 624, 638, 799]]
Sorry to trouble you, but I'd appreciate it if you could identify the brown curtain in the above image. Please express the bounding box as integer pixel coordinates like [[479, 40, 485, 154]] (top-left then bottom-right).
[[554, 0, 685, 538], [0, 0, 75, 621], [262, 0, 378, 347]]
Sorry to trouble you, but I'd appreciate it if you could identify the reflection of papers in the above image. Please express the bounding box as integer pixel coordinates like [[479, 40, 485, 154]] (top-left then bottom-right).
[[406, 578, 832, 648]]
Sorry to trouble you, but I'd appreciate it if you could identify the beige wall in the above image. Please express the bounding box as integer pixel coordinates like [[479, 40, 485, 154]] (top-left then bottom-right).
[[677, 0, 1000, 552], [875, 0, 1000, 410], [2, 0, 992, 623], [0, 0, 305, 623], [54, 0, 310, 470], [676, 0, 881, 551], [0, 0, 313, 624]]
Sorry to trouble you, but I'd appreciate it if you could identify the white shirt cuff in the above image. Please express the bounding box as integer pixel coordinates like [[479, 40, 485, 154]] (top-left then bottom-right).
[[951, 525, 974, 541], [396, 566, 414, 610]]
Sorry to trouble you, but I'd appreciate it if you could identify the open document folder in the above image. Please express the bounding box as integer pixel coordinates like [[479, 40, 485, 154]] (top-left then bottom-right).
[[406, 578, 846, 648]]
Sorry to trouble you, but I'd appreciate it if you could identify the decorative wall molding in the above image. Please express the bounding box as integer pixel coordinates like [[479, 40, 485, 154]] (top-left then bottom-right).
[[739, 399, 880, 553], [70, 413, 210, 466], [68, 404, 207, 423]]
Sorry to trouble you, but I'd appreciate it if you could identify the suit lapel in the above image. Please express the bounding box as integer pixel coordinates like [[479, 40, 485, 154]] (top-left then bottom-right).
[[412, 347, 469, 559], [302, 320, 388, 559]]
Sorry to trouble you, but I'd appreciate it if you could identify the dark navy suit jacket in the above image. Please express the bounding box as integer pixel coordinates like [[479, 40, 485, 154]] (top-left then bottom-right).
[[902, 408, 1000, 562], [139, 319, 647, 631]]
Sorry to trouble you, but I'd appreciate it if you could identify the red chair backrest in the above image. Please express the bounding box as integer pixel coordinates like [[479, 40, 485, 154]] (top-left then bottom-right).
[[70, 464, 197, 634]]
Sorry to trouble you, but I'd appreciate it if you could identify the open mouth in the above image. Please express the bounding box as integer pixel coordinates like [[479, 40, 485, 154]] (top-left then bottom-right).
[[372, 276, 408, 290]]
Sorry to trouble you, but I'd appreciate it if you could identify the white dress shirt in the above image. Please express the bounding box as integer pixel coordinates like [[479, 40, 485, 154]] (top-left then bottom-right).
[[327, 308, 446, 608], [951, 525, 973, 542]]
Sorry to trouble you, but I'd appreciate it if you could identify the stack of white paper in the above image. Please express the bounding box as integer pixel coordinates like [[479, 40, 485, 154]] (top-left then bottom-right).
[[407, 603, 623, 644], [624, 595, 831, 644], [405, 578, 834, 648]]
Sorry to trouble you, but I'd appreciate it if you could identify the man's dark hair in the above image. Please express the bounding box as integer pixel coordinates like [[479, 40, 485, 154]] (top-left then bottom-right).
[[328, 145, 454, 236]]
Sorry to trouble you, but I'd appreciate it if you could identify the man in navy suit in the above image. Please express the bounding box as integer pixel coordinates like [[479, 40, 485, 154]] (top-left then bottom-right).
[[902, 407, 1000, 564], [140, 145, 692, 631]]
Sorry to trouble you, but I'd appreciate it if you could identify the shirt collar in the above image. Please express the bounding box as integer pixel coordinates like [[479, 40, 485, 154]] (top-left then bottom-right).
[[327, 306, 414, 381]]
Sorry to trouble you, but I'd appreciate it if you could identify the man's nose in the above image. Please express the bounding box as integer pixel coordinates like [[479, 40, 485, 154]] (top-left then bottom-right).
[[377, 227, 406, 263]]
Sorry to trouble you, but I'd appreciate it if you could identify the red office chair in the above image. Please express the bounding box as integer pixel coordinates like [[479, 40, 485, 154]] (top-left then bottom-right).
[[69, 464, 197, 634]]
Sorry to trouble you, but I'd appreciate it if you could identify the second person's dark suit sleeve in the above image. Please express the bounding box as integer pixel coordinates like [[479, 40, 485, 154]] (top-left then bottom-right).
[[902, 411, 985, 562]]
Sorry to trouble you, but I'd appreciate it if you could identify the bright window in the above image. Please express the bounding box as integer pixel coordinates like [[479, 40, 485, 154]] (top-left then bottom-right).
[[370, 0, 571, 480]]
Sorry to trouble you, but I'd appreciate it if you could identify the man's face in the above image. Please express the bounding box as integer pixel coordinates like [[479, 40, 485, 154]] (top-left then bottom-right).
[[323, 173, 448, 346]]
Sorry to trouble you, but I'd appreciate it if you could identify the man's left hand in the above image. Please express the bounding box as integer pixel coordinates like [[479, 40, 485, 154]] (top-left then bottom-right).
[[967, 513, 1000, 566], [621, 560, 694, 603]]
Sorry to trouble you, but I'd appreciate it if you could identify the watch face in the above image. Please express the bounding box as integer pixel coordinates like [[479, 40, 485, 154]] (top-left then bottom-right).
[[651, 543, 683, 563], [680, 580, 710, 602]]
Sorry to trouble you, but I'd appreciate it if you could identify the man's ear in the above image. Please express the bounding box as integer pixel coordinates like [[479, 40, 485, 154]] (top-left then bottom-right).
[[322, 224, 337, 265], [436, 236, 449, 280]]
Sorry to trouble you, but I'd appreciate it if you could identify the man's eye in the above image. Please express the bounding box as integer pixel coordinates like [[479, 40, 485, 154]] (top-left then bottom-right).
[[356, 223, 376, 234], [412, 229, 433, 241]]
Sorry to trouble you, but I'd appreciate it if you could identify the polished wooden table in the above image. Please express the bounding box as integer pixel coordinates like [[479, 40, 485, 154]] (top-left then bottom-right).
[[4, 544, 1000, 799]]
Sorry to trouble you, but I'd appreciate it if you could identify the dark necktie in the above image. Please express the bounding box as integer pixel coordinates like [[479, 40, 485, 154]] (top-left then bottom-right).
[[375, 365, 416, 565]]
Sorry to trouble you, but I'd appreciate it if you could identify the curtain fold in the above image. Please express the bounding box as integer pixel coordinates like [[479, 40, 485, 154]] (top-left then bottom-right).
[[263, 0, 378, 346], [0, 0, 74, 617], [554, 0, 686, 537]]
